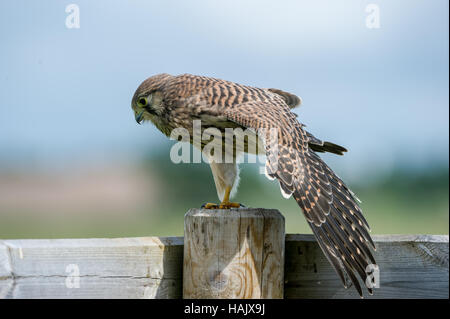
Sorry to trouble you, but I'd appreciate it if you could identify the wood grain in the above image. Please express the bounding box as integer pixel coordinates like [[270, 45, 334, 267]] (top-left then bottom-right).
[[0, 237, 183, 299], [183, 208, 285, 299], [0, 232, 447, 299], [284, 234, 449, 299]]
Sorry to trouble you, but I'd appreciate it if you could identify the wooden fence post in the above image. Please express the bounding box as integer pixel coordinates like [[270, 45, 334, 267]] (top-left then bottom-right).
[[183, 208, 285, 299]]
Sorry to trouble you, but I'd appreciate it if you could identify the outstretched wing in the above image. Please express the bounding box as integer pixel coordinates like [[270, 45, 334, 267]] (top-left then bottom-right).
[[222, 98, 376, 297]]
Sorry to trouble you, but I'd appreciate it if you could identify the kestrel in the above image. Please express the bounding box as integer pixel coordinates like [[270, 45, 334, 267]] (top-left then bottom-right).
[[131, 73, 376, 297]]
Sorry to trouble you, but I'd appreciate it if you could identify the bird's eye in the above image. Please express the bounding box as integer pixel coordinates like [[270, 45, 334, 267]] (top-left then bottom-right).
[[137, 97, 148, 107]]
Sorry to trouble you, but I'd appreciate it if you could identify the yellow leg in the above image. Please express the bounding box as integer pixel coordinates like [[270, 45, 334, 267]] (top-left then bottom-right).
[[201, 186, 243, 209], [218, 187, 241, 209], [223, 186, 231, 202]]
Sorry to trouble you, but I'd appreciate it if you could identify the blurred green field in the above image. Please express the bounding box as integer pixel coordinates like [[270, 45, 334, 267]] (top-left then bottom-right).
[[139, 153, 449, 236], [0, 147, 447, 239]]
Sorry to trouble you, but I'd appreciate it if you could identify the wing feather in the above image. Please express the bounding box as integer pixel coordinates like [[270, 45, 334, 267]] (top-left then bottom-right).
[[221, 96, 376, 297]]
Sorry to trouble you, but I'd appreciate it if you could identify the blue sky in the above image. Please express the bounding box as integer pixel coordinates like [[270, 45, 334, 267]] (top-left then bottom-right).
[[0, 0, 448, 178]]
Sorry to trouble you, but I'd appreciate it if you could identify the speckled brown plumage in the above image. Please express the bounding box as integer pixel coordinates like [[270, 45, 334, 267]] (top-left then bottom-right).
[[131, 73, 376, 297]]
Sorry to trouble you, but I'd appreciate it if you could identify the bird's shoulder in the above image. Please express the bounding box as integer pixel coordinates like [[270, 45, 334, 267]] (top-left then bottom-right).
[[165, 74, 290, 108]]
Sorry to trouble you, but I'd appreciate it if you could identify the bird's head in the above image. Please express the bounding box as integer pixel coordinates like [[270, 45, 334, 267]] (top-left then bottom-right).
[[131, 73, 172, 124]]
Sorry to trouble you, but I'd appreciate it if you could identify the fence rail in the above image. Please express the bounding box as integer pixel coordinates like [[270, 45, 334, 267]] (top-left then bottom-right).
[[1, 233, 447, 299]]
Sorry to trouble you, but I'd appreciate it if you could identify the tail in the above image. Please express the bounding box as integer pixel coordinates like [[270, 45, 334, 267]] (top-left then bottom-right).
[[306, 130, 347, 155]]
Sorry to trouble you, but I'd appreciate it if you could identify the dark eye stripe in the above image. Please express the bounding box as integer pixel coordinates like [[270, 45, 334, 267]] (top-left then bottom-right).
[[144, 105, 157, 115]]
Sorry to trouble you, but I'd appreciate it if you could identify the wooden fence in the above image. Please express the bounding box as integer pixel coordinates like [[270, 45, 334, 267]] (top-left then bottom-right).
[[0, 208, 448, 299]]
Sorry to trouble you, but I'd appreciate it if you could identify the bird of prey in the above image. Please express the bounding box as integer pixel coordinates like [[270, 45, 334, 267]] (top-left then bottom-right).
[[131, 73, 376, 297]]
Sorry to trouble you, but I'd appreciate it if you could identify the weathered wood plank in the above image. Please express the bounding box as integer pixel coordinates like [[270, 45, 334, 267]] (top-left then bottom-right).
[[0, 234, 447, 299], [0, 237, 183, 299], [284, 234, 449, 299], [261, 210, 285, 298], [183, 208, 285, 298]]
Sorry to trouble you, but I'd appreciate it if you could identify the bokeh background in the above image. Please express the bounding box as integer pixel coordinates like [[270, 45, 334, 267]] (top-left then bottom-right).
[[0, 0, 448, 239]]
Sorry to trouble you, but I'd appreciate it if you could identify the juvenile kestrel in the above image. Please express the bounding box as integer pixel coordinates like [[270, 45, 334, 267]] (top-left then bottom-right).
[[131, 73, 376, 297]]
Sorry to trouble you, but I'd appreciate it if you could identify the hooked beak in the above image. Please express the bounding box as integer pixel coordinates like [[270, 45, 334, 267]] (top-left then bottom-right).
[[135, 111, 144, 124]]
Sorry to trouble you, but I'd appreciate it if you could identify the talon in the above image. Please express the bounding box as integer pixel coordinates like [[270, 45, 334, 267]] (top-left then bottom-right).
[[201, 203, 219, 209], [218, 202, 242, 209], [202, 187, 246, 210]]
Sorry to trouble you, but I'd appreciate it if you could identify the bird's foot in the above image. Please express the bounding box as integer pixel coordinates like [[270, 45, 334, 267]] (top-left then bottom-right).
[[201, 186, 246, 209], [219, 201, 243, 209], [201, 203, 219, 209], [201, 202, 246, 209]]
